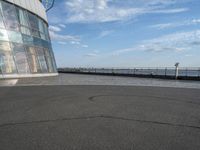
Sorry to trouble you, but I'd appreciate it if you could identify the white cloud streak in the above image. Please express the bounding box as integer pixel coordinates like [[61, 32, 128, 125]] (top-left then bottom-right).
[[150, 19, 200, 29], [63, 0, 190, 23], [112, 30, 200, 55], [49, 25, 62, 32]]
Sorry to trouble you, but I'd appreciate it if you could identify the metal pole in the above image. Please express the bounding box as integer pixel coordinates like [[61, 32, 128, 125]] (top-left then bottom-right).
[[165, 68, 167, 77], [186, 68, 188, 77], [175, 63, 179, 80], [198, 68, 200, 78]]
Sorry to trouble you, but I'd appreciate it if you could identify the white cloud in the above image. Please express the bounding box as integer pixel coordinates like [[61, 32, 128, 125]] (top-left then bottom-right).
[[192, 19, 200, 24], [63, 0, 189, 23], [49, 30, 80, 43], [99, 30, 114, 38], [112, 30, 200, 55], [151, 8, 189, 14], [57, 41, 67, 45], [84, 53, 98, 57], [58, 24, 66, 28], [49, 25, 62, 32], [150, 18, 200, 29], [84, 50, 99, 57], [82, 44, 89, 48], [70, 41, 80, 45]]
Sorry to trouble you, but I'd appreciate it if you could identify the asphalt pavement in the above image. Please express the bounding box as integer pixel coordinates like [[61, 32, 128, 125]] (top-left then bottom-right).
[[0, 85, 200, 150]]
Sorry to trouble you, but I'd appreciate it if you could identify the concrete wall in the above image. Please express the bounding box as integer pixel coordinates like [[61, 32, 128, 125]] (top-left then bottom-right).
[[4, 0, 47, 22]]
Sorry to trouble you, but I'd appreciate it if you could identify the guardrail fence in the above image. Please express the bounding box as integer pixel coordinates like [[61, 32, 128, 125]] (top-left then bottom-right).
[[58, 67, 200, 80]]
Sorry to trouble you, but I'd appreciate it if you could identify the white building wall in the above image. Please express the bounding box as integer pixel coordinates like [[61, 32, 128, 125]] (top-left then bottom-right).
[[4, 0, 47, 22]]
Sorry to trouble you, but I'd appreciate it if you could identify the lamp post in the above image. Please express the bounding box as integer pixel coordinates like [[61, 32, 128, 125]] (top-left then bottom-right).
[[175, 62, 179, 80]]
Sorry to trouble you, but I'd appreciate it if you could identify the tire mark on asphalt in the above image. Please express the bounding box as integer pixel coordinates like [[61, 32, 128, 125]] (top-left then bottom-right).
[[0, 95, 77, 114], [0, 115, 200, 131], [88, 94, 200, 106]]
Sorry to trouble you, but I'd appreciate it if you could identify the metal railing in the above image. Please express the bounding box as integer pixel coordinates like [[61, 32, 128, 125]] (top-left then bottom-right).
[[58, 67, 200, 79]]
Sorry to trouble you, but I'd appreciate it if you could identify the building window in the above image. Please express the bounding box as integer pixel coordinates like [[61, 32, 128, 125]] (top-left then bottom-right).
[[26, 46, 41, 73], [22, 34, 33, 46], [0, 51, 16, 74], [0, 28, 9, 41], [36, 47, 48, 72], [1, 1, 19, 31], [0, 41, 11, 51], [7, 30, 23, 43], [0, 2, 5, 29]]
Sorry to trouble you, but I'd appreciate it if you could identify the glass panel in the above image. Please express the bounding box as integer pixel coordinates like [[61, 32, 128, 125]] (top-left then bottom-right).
[[43, 23, 49, 35], [40, 33, 46, 40], [33, 37, 42, 47], [45, 56, 54, 72], [37, 55, 48, 72], [49, 48, 57, 72], [27, 12, 39, 30], [1, 1, 19, 31], [21, 26, 31, 35], [26, 46, 40, 73], [40, 40, 49, 48], [14, 51, 30, 74], [0, 2, 5, 28], [43, 23, 50, 41], [0, 51, 16, 74], [44, 48, 50, 57], [26, 46, 37, 55], [11, 43, 24, 52], [36, 47, 44, 55], [35, 47, 48, 72], [0, 28, 9, 41], [16, 8, 29, 27], [22, 34, 33, 46], [38, 19, 45, 33], [31, 29, 40, 37], [0, 41, 11, 51], [8, 30, 23, 43]]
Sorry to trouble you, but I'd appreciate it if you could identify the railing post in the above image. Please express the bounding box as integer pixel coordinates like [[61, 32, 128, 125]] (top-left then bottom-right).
[[186, 68, 188, 77], [156, 68, 158, 75], [198, 68, 200, 78], [175, 63, 179, 80]]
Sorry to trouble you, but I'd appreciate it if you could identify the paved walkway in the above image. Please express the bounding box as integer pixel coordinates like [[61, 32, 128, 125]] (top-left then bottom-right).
[[0, 73, 200, 89], [0, 85, 200, 150]]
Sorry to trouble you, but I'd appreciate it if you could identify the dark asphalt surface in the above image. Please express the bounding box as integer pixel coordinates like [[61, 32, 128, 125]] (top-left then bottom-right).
[[0, 85, 200, 150]]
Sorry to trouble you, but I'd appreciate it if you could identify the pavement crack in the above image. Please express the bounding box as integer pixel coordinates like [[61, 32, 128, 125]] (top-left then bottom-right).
[[0, 115, 200, 131]]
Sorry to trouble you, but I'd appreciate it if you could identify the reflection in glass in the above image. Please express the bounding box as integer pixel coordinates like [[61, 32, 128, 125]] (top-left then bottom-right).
[[27, 12, 39, 30], [8, 30, 23, 43], [1, 1, 19, 31], [0, 51, 16, 74], [0, 41, 11, 51], [16, 8, 29, 27], [0, 2, 5, 28], [26, 46, 40, 73], [36, 47, 48, 72], [0, 29, 9, 41], [14, 51, 30, 74], [37, 55, 48, 72], [22, 34, 33, 46], [21, 26, 31, 35]]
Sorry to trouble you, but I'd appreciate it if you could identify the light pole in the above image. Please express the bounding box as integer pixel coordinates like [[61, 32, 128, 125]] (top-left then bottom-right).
[[175, 62, 179, 80]]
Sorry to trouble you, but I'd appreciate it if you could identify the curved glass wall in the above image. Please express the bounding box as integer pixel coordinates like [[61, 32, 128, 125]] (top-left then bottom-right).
[[0, 0, 57, 76]]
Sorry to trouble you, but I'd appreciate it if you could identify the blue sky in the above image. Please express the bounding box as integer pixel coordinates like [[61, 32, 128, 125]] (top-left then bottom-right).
[[47, 0, 200, 68]]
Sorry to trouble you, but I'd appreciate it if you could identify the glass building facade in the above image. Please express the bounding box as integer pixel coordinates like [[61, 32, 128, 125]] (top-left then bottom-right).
[[0, 0, 57, 78]]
